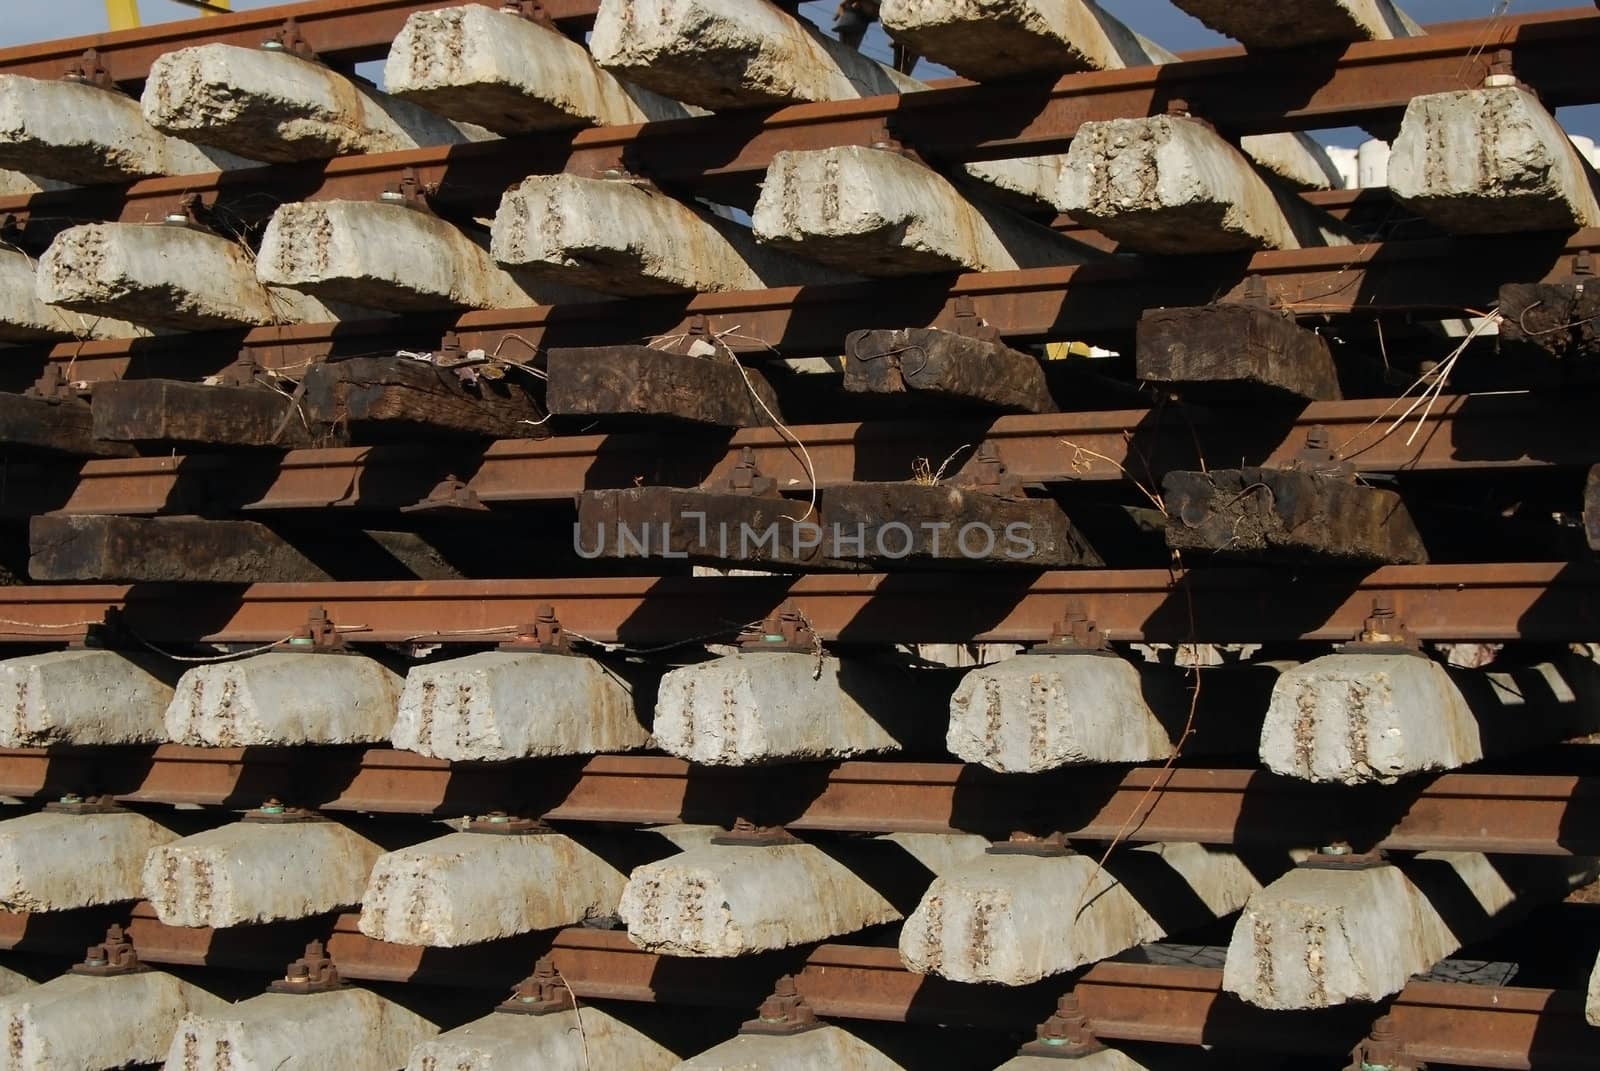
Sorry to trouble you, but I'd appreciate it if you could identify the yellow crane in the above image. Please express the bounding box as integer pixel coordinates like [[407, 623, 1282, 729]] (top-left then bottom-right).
[[106, 0, 232, 32]]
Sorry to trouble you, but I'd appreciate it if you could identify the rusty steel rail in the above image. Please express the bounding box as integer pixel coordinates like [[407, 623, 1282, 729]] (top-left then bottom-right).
[[0, 0, 599, 84], [0, 0, 1559, 87], [4, 7, 1596, 232], [1, 392, 1580, 520], [2, 748, 1597, 856], [0, 906, 1585, 1067], [0, 564, 1589, 645], [24, 230, 1600, 383]]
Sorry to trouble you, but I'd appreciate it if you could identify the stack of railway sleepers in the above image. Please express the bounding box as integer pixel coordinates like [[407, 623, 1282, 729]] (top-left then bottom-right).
[[0, 0, 1597, 1067]]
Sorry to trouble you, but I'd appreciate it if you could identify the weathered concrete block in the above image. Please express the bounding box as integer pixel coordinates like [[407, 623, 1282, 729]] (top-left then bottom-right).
[[492, 173, 843, 295], [1224, 853, 1596, 1009], [38, 222, 343, 331], [1390, 84, 1600, 234], [0, 648, 173, 748], [0, 970, 225, 1071], [679, 1027, 906, 1070], [143, 819, 383, 927], [164, 652, 403, 747], [1059, 116, 1347, 253], [591, 0, 917, 110], [0, 249, 150, 343], [754, 146, 1090, 276], [1169, 0, 1421, 48], [406, 1006, 681, 1070], [167, 989, 437, 1071], [0, 810, 177, 912], [386, 4, 692, 135], [392, 650, 650, 761], [359, 830, 630, 946], [1263, 653, 1474, 784], [0, 964, 32, 997], [654, 652, 937, 766], [879, 0, 1173, 80], [621, 834, 985, 956], [997, 1053, 1152, 1071], [1239, 131, 1345, 191], [900, 844, 1263, 985], [966, 133, 1341, 216], [256, 199, 595, 312], [1588, 951, 1600, 1026], [947, 655, 1174, 773], [0, 75, 243, 185], [961, 154, 1077, 216], [0, 170, 71, 196], [1262, 653, 1600, 784], [143, 43, 482, 163]]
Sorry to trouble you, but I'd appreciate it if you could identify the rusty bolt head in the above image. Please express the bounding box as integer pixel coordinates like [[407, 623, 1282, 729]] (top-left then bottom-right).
[[1019, 992, 1103, 1058], [497, 956, 574, 1015], [73, 924, 146, 977], [739, 974, 823, 1036]]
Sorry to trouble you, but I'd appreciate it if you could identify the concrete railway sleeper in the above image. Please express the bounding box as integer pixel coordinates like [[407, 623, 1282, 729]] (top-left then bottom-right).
[[0, 2, 1594, 1067], [0, 907, 1594, 1068]]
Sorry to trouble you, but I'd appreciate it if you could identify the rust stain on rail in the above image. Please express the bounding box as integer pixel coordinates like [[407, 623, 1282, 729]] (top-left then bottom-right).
[[1, 748, 1595, 855]]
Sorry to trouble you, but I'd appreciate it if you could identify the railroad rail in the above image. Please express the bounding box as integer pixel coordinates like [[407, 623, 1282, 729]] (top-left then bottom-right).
[[0, 907, 1587, 1069], [0, 563, 1589, 644], [0, 2, 1595, 1067], [1, 749, 1596, 856], [0, 0, 600, 84], [0, 392, 1580, 520]]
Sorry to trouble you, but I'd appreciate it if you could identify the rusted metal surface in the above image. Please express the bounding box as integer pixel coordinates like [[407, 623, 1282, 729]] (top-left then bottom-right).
[[3, 392, 1584, 521], [0, 563, 1586, 644], [23, 232, 1600, 382], [0, 0, 599, 84], [3, 748, 1598, 855], [0, 907, 1586, 1066]]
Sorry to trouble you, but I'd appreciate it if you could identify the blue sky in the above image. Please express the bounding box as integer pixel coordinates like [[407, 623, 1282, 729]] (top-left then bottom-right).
[[2, 0, 1593, 140]]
